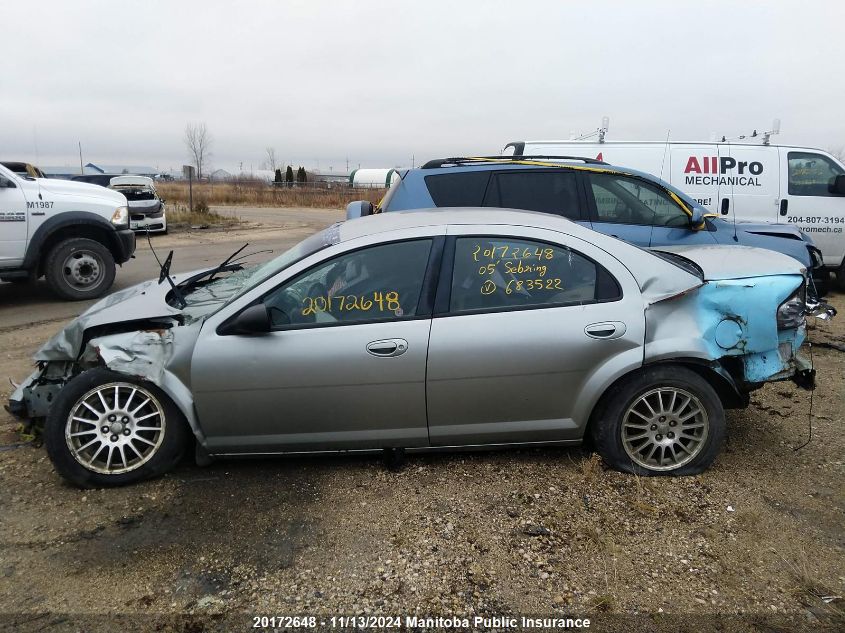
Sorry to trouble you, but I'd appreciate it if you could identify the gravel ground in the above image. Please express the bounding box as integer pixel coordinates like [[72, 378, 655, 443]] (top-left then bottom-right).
[[0, 288, 842, 632]]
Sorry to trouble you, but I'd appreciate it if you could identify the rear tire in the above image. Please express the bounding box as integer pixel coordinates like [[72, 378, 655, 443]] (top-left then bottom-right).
[[590, 366, 725, 476], [44, 237, 115, 301], [44, 368, 189, 488]]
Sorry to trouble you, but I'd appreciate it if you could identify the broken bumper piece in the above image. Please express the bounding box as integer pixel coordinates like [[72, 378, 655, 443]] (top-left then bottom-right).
[[806, 299, 837, 321], [791, 354, 816, 390]]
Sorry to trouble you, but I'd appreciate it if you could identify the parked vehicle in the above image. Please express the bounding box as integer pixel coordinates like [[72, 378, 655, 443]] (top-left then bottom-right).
[[1, 161, 46, 179], [109, 176, 167, 234], [0, 163, 135, 300], [348, 157, 829, 300], [504, 140, 845, 287], [71, 174, 125, 188], [9, 209, 813, 486]]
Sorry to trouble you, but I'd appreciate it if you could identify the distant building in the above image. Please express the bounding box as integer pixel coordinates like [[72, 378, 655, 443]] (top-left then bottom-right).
[[209, 168, 234, 181], [40, 165, 83, 179], [83, 163, 158, 177], [311, 168, 351, 185], [350, 168, 400, 188]]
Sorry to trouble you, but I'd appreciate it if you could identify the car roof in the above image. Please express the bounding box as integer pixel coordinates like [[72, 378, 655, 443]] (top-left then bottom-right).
[[413, 157, 698, 207], [338, 207, 704, 302], [339, 207, 576, 240]]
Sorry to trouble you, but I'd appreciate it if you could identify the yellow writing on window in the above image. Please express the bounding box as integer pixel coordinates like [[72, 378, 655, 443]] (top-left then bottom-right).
[[301, 291, 401, 316], [506, 278, 563, 294]]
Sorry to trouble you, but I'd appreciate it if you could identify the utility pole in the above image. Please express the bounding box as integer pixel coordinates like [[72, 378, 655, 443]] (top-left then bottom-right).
[[78, 142, 84, 174]]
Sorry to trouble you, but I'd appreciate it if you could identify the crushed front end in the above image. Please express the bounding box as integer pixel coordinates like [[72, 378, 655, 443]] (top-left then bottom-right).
[[644, 274, 815, 395]]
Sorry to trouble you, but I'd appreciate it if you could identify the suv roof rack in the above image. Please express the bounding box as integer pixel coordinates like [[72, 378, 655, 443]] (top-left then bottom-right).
[[420, 155, 608, 169]]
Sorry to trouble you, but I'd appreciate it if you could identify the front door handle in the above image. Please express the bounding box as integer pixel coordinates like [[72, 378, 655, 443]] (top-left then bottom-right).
[[366, 338, 408, 357], [585, 321, 627, 340], [779, 199, 788, 216]]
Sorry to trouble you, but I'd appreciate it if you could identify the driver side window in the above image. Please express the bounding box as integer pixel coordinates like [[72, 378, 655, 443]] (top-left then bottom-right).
[[260, 240, 433, 328], [589, 174, 687, 227]]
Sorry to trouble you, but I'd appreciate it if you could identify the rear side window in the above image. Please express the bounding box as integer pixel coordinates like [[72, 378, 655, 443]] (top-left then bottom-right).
[[788, 152, 845, 197], [424, 172, 490, 206], [483, 171, 581, 220], [448, 237, 620, 313]]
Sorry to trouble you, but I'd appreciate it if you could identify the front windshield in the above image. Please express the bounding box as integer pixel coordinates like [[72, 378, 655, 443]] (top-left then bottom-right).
[[213, 222, 342, 307]]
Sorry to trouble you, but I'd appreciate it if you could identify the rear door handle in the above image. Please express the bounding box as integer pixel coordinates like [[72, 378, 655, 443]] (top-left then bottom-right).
[[585, 321, 627, 340], [366, 338, 408, 357]]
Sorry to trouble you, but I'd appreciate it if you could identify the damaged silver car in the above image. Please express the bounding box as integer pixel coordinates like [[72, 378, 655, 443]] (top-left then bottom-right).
[[8, 209, 816, 487]]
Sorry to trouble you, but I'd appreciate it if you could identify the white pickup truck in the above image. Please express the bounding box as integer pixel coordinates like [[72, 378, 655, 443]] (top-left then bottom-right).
[[0, 163, 137, 300]]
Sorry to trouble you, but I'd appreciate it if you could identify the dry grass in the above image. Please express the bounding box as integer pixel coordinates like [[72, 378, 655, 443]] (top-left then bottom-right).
[[166, 202, 241, 227], [157, 182, 385, 210]]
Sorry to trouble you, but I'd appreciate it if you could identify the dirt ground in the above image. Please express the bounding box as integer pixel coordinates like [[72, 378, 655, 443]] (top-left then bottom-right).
[[0, 228, 842, 632]]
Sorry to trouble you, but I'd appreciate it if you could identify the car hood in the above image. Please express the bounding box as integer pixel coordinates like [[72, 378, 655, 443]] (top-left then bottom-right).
[[34, 266, 253, 361], [36, 177, 127, 205], [652, 244, 806, 280]]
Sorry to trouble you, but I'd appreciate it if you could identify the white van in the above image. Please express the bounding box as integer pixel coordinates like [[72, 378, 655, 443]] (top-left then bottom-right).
[[503, 140, 845, 284]]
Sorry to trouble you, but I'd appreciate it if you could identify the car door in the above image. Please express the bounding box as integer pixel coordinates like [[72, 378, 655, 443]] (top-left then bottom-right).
[[720, 144, 778, 224], [779, 149, 845, 267], [426, 225, 645, 446], [584, 172, 716, 248], [190, 235, 442, 453], [0, 168, 29, 267]]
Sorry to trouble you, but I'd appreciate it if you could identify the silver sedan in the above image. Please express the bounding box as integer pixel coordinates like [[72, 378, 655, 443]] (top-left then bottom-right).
[[9, 209, 812, 487]]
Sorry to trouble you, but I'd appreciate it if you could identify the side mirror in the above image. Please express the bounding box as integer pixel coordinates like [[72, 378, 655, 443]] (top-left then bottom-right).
[[829, 174, 845, 195], [689, 207, 705, 230], [220, 304, 271, 335], [346, 200, 374, 220]]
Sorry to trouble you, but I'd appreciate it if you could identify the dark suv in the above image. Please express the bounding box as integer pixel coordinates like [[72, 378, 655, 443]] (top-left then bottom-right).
[[348, 156, 827, 296]]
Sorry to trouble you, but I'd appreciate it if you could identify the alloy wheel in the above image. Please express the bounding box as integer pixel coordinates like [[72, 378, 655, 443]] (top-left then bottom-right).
[[621, 387, 709, 471], [65, 383, 166, 475]]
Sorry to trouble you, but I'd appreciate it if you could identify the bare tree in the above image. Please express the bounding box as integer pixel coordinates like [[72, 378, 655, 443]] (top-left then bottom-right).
[[184, 122, 212, 179], [265, 147, 277, 172]]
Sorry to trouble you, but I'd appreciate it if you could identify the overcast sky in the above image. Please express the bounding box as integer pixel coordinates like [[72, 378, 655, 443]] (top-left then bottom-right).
[[2, 0, 844, 173]]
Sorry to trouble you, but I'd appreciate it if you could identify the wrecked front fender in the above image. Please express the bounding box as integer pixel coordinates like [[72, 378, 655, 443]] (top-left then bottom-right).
[[645, 274, 809, 387]]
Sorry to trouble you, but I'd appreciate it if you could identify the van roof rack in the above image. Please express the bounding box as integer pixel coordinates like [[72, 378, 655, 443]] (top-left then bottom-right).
[[420, 155, 608, 169]]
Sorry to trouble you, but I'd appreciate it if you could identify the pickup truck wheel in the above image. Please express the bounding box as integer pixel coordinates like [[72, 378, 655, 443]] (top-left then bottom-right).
[[45, 237, 115, 301], [44, 368, 189, 488], [591, 366, 725, 476]]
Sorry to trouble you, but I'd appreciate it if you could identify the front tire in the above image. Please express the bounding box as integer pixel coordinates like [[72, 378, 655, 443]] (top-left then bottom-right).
[[44, 368, 189, 488], [44, 237, 116, 301], [590, 366, 725, 476]]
